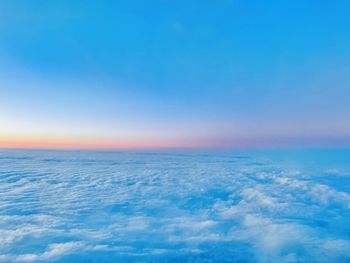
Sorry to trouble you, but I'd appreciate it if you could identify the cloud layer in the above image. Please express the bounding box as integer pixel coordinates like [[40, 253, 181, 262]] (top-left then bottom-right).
[[0, 149, 350, 262]]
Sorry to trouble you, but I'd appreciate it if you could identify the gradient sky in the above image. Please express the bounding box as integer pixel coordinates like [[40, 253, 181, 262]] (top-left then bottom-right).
[[0, 0, 350, 149]]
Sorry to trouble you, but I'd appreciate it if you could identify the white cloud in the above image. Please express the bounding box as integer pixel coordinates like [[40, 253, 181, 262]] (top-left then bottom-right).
[[1, 150, 350, 261]]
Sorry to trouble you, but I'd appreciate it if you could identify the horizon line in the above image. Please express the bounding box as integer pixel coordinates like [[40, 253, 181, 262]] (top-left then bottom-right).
[[1, 144, 350, 152]]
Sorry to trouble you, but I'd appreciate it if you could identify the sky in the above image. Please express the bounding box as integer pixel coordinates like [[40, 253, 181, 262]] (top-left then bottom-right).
[[0, 0, 350, 149]]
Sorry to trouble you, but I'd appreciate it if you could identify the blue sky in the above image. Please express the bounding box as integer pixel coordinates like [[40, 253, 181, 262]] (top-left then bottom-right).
[[0, 0, 350, 148]]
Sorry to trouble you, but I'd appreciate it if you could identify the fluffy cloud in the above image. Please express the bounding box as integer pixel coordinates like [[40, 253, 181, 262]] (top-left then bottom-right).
[[0, 150, 350, 262]]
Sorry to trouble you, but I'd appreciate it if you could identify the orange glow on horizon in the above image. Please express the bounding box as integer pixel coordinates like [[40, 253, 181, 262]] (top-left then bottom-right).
[[1, 133, 348, 150], [0, 134, 227, 150]]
